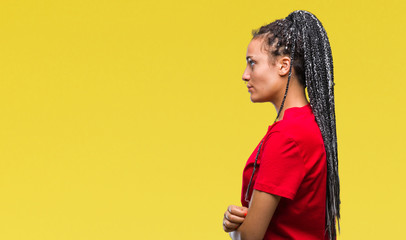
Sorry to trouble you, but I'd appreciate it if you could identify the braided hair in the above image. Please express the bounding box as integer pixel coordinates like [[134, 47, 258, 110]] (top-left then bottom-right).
[[251, 10, 340, 240]]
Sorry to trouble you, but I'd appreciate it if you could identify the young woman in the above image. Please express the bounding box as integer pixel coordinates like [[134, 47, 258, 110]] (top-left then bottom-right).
[[222, 10, 340, 240]]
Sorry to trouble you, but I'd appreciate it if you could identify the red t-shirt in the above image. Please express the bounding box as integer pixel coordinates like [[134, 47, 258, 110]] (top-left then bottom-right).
[[241, 104, 329, 240]]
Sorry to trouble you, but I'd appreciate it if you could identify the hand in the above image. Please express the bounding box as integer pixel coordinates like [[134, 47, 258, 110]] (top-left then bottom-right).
[[222, 205, 248, 232]]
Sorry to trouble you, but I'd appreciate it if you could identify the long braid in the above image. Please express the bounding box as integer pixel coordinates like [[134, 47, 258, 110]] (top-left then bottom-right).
[[290, 11, 340, 240], [252, 10, 340, 239]]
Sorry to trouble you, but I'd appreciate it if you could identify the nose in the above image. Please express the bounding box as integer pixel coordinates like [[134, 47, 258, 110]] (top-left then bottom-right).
[[242, 66, 250, 82]]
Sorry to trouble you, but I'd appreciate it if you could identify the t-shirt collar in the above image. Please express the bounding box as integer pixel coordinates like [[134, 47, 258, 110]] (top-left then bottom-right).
[[268, 103, 312, 131], [282, 103, 312, 120]]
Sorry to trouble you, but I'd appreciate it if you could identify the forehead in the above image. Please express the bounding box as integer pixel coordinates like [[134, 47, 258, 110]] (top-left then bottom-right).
[[246, 37, 268, 60]]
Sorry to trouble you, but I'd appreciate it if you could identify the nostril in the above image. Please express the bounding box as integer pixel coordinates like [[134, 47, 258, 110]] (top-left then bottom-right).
[[242, 73, 250, 82]]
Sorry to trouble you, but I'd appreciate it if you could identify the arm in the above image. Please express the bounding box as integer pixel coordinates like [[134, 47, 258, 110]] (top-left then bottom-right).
[[230, 189, 281, 240], [226, 132, 302, 239]]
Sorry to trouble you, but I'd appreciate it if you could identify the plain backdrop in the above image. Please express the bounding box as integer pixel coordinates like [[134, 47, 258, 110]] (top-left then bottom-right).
[[1, 0, 405, 239]]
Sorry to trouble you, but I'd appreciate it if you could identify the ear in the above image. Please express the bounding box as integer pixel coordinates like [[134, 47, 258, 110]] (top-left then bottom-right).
[[277, 56, 291, 76]]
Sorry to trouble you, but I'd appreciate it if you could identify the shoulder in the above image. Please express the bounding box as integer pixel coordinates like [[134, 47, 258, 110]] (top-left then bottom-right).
[[268, 114, 324, 152], [261, 129, 302, 161]]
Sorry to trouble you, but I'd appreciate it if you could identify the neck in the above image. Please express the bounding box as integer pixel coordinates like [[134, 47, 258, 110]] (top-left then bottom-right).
[[273, 84, 309, 122]]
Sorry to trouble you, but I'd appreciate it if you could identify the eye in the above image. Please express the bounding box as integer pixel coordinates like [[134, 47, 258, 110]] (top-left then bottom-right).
[[248, 59, 255, 67]]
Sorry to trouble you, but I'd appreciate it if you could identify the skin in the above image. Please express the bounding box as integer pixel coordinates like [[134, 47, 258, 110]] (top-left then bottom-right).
[[222, 37, 309, 240]]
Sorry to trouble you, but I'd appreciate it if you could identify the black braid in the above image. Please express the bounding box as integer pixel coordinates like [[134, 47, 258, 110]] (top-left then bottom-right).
[[274, 29, 296, 122], [252, 10, 340, 240]]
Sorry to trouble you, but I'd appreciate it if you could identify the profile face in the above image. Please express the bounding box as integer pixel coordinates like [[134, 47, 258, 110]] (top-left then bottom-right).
[[242, 38, 283, 103]]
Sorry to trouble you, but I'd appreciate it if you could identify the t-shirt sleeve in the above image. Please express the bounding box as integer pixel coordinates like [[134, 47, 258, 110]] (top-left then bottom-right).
[[253, 131, 305, 200]]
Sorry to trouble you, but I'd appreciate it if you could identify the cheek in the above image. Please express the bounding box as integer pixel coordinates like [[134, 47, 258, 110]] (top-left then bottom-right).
[[255, 73, 273, 89], [257, 74, 278, 98], [252, 66, 275, 89]]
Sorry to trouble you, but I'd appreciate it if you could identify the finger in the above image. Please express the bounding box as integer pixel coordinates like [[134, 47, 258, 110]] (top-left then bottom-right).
[[236, 206, 249, 212], [223, 224, 233, 233], [223, 219, 240, 232], [233, 205, 249, 213], [224, 211, 245, 224], [223, 220, 233, 233], [228, 205, 248, 218]]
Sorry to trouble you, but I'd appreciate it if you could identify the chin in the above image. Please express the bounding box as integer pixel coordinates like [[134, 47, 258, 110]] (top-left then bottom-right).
[[250, 97, 262, 103]]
